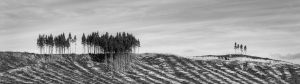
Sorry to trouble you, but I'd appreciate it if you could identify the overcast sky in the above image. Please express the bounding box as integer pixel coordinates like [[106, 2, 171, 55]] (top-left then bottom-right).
[[1, 0, 300, 64]]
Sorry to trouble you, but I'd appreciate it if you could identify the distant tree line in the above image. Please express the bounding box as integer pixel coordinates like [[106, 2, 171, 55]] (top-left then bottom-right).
[[37, 33, 77, 54], [234, 42, 247, 54]]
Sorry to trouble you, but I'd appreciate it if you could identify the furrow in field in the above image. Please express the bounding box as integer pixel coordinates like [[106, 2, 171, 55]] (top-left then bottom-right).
[[190, 61, 229, 84], [160, 56, 192, 83], [204, 63, 244, 84], [266, 69, 289, 84], [217, 65, 257, 84], [235, 68, 268, 84], [179, 59, 216, 84], [170, 56, 210, 84], [136, 62, 182, 84], [211, 63, 251, 84], [128, 68, 164, 84], [186, 59, 245, 84]]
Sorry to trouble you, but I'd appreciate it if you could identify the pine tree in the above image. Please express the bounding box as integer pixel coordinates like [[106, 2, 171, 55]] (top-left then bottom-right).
[[82, 33, 86, 54], [42, 35, 46, 54], [240, 44, 243, 54], [37, 34, 44, 54], [68, 33, 72, 53], [49, 34, 54, 54], [73, 35, 77, 53], [234, 42, 237, 54], [244, 45, 247, 55]]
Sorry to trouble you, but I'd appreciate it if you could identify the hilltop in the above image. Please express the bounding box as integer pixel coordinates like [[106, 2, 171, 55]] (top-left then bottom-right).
[[191, 54, 289, 64], [0, 52, 300, 84]]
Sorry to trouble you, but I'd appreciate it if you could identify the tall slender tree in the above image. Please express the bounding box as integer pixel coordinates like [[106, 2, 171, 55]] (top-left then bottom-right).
[[244, 45, 247, 55], [48, 34, 54, 54], [82, 33, 86, 54], [68, 33, 72, 53], [73, 35, 77, 53], [234, 42, 237, 54], [240, 44, 243, 54], [37, 34, 44, 54], [237, 44, 240, 54]]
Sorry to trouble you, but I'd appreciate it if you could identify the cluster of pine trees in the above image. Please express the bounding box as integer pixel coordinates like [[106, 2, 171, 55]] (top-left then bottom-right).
[[37, 33, 77, 54], [81, 32, 140, 74], [37, 32, 140, 74], [234, 42, 247, 54], [81, 32, 140, 54]]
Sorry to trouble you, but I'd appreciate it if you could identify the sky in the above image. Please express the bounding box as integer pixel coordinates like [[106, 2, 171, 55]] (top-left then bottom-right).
[[1, 0, 300, 64]]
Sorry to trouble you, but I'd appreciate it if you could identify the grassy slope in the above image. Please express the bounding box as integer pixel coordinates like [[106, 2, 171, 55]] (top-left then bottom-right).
[[0, 52, 300, 84]]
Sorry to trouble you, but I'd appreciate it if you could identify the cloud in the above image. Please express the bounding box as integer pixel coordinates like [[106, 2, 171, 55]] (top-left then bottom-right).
[[273, 53, 300, 64], [0, 0, 300, 61], [275, 53, 300, 60]]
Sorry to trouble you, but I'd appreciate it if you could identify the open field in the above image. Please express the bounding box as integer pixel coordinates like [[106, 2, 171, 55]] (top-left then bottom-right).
[[0, 52, 300, 84]]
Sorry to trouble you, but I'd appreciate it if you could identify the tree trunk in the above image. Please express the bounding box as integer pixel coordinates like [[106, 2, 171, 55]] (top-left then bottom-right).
[[75, 43, 77, 54]]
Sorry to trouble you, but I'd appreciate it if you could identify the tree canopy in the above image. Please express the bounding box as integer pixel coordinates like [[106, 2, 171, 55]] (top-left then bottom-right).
[[82, 32, 140, 54], [234, 42, 247, 55], [37, 32, 140, 54], [37, 33, 76, 54]]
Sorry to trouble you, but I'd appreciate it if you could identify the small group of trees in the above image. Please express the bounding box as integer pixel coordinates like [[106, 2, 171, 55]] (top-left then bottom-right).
[[37, 34, 54, 54], [234, 42, 247, 54], [37, 32, 140, 73], [37, 33, 77, 54], [81, 32, 140, 54], [81, 32, 140, 74]]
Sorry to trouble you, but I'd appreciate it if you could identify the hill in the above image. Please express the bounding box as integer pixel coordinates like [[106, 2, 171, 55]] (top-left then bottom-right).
[[0, 52, 300, 84], [192, 54, 287, 64]]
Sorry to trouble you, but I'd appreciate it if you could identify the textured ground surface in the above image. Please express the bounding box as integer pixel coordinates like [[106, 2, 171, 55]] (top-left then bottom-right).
[[0, 52, 300, 84]]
